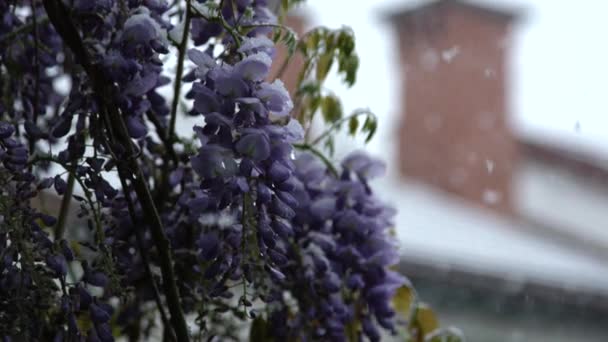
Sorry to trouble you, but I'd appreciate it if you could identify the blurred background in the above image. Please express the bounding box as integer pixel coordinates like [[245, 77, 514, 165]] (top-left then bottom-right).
[[280, 0, 608, 341]]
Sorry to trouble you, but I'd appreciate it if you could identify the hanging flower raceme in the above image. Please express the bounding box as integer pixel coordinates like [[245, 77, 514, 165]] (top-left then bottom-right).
[[0, 120, 116, 341], [182, 34, 301, 301], [262, 152, 405, 342]]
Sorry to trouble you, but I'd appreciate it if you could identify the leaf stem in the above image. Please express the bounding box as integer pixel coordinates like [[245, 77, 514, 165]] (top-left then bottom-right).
[[310, 109, 376, 146], [293, 143, 338, 177]]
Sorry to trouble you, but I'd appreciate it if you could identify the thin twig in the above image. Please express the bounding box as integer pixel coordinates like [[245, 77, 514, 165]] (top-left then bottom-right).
[[53, 163, 75, 239], [146, 110, 178, 165], [310, 109, 376, 146], [31, 155, 103, 239]]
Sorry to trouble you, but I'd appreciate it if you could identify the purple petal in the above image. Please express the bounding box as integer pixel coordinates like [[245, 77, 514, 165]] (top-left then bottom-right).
[[85, 271, 109, 287], [89, 303, 110, 323], [52, 115, 73, 138], [125, 72, 158, 97], [191, 145, 237, 179], [198, 232, 220, 260], [233, 52, 272, 82], [0, 121, 14, 139], [126, 115, 147, 139], [238, 36, 274, 55], [192, 84, 220, 114], [256, 79, 293, 117], [310, 197, 336, 221], [46, 254, 67, 277], [268, 162, 290, 183], [235, 131, 270, 161], [188, 48, 217, 76], [215, 75, 249, 98]]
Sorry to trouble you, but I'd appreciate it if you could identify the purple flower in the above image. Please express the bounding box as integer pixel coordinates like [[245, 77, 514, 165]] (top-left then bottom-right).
[[233, 52, 272, 82], [121, 10, 162, 48], [235, 130, 271, 161], [124, 72, 158, 97], [192, 84, 220, 114], [310, 197, 336, 221], [46, 254, 68, 277], [84, 270, 109, 288], [256, 80, 293, 117], [238, 36, 275, 56], [126, 115, 148, 139], [191, 145, 237, 179], [90, 303, 111, 323], [0, 122, 14, 139]]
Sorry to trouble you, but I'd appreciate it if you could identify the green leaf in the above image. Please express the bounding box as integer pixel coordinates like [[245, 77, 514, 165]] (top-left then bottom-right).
[[284, 29, 298, 55], [272, 29, 282, 43], [297, 81, 320, 97], [341, 54, 359, 86], [362, 115, 377, 143], [309, 95, 322, 114], [306, 30, 321, 53], [337, 29, 355, 56], [325, 136, 335, 156], [348, 116, 359, 136], [321, 95, 342, 123], [316, 52, 334, 82]]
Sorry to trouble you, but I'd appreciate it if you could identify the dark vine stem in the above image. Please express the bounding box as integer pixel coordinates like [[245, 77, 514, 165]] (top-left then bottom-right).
[[41, 1, 191, 340], [168, 0, 192, 142], [53, 162, 75, 239], [32, 1, 40, 125], [116, 172, 176, 342]]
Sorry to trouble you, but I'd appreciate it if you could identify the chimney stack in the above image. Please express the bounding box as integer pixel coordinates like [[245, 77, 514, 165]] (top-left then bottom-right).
[[388, 0, 520, 214]]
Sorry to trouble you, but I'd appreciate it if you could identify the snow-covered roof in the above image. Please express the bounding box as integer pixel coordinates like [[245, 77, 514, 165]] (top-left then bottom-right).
[[376, 177, 608, 296], [383, 0, 523, 23], [515, 126, 608, 173]]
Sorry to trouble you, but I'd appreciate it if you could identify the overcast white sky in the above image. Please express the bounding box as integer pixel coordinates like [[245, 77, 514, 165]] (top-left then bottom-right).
[[302, 0, 608, 161]]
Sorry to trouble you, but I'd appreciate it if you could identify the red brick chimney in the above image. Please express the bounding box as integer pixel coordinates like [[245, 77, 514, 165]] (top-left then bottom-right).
[[388, 0, 520, 214]]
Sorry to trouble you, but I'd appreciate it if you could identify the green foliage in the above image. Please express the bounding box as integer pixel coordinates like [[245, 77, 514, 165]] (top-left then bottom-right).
[[321, 94, 343, 123], [392, 285, 465, 342]]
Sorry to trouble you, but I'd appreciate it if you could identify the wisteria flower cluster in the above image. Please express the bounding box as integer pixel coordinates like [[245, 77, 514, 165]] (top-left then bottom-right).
[[0, 0, 408, 341]]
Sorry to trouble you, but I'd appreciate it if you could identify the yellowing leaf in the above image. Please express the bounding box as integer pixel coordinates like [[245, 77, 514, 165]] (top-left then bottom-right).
[[393, 285, 414, 320], [414, 303, 440, 338], [316, 52, 334, 82]]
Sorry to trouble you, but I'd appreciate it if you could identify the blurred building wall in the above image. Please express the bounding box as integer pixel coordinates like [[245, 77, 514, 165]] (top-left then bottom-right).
[[390, 0, 518, 215]]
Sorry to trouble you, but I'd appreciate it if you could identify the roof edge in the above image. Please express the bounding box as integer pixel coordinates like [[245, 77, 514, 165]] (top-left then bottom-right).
[[381, 0, 525, 24]]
